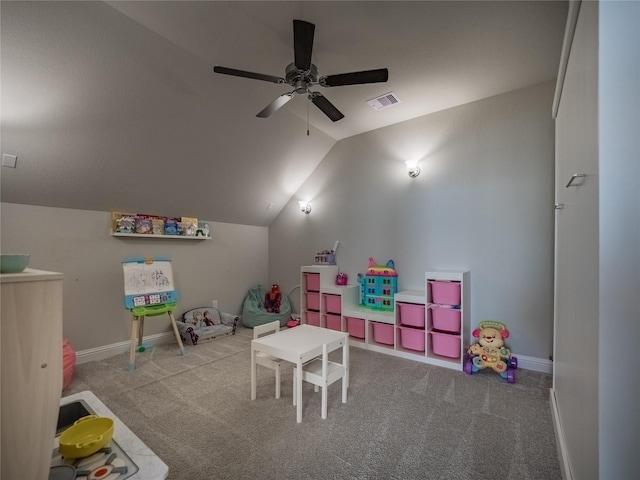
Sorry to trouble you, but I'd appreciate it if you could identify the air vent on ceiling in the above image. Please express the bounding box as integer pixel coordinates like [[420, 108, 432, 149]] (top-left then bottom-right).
[[367, 92, 401, 110]]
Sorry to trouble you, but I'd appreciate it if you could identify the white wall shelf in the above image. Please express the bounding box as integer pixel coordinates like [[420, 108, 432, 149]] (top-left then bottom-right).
[[110, 231, 211, 240]]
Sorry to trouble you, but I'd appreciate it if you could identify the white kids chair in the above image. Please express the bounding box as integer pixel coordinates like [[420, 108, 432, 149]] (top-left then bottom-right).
[[293, 335, 348, 419], [253, 321, 285, 398]]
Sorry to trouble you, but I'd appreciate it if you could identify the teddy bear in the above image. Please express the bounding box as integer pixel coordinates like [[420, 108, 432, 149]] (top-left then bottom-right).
[[467, 320, 512, 374]]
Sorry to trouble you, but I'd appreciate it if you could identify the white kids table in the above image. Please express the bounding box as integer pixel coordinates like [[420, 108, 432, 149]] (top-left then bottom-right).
[[250, 324, 348, 423]]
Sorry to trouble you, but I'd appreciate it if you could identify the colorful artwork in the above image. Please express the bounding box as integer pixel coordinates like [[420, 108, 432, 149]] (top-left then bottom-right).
[[123, 259, 177, 309]]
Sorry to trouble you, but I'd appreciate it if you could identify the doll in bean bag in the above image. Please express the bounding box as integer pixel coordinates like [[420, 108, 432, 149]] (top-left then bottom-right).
[[264, 284, 282, 314]]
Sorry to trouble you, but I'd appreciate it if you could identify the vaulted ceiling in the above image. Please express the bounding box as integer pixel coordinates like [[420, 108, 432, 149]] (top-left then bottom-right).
[[1, 1, 567, 226]]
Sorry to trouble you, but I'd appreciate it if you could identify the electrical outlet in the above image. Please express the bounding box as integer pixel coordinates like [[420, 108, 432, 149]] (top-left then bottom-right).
[[212, 300, 218, 309]]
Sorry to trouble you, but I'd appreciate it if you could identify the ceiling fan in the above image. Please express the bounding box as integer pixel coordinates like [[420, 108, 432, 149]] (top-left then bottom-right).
[[213, 19, 389, 122]]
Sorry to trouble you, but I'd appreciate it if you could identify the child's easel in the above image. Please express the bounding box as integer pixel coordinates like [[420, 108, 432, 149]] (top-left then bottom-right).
[[123, 256, 185, 371]]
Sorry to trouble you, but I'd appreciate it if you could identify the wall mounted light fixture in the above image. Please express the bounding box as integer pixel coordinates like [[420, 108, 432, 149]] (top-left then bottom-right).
[[298, 201, 312, 214], [405, 160, 421, 178]]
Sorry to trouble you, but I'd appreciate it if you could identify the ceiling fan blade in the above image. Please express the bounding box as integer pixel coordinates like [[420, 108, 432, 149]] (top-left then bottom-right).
[[322, 68, 389, 87], [213, 66, 284, 84], [293, 19, 315, 71], [310, 93, 344, 122], [256, 93, 295, 118]]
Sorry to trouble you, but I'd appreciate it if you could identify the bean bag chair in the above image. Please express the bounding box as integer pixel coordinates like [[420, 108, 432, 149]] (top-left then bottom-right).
[[242, 285, 291, 328]]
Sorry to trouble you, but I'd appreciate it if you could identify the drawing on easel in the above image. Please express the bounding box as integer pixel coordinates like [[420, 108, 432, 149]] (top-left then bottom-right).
[[123, 258, 178, 309]]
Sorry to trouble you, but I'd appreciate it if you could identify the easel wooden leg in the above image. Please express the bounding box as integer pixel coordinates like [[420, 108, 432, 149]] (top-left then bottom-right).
[[137, 316, 145, 348], [168, 312, 185, 356], [129, 315, 139, 371]]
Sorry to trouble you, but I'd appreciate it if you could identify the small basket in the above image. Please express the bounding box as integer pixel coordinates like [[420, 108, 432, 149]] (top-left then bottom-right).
[[430, 331, 460, 358], [306, 311, 320, 327], [324, 294, 341, 314], [326, 314, 341, 331], [430, 305, 461, 334], [346, 317, 365, 339], [429, 280, 461, 305], [304, 273, 320, 292], [371, 322, 394, 345], [398, 326, 425, 352], [305, 292, 320, 311], [398, 303, 425, 328]]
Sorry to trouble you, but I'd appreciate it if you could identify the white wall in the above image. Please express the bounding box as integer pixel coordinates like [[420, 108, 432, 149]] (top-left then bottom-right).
[[0, 203, 268, 352], [269, 82, 556, 360], [598, 1, 640, 478]]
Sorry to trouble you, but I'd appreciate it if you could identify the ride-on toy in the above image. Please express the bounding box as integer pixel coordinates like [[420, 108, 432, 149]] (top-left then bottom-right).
[[464, 320, 517, 383]]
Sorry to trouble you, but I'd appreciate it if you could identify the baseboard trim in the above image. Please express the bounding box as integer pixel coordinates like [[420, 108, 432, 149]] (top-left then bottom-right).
[[516, 354, 553, 374], [75, 332, 176, 365], [76, 335, 553, 374], [550, 388, 572, 480]]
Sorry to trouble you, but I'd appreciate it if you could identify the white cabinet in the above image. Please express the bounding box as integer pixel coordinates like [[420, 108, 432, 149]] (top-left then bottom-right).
[[1, 269, 63, 480], [300, 266, 470, 371]]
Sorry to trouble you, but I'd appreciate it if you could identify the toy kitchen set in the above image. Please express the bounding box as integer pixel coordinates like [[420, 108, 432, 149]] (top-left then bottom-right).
[[51, 391, 168, 480], [1, 268, 167, 480]]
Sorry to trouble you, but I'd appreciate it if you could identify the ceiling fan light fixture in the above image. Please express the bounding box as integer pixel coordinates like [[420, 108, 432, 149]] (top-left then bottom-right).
[[213, 19, 389, 122]]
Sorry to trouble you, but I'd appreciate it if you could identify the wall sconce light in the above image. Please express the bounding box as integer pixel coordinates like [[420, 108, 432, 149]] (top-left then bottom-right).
[[404, 160, 421, 178], [298, 201, 311, 214]]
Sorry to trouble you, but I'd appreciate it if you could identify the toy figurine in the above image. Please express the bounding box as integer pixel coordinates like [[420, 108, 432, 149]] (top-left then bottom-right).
[[465, 320, 518, 383], [264, 284, 282, 313]]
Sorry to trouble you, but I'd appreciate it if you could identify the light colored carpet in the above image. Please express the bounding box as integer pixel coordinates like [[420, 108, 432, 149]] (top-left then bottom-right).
[[65, 326, 561, 480]]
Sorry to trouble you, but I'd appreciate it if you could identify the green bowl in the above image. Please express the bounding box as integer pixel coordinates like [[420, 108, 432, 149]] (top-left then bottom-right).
[[0, 254, 30, 273]]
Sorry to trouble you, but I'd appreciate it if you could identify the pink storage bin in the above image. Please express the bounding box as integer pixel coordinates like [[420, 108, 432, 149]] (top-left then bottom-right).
[[326, 314, 342, 331], [430, 305, 461, 334], [430, 331, 461, 358], [398, 326, 425, 352], [324, 294, 341, 314], [346, 317, 365, 339], [371, 322, 394, 345], [429, 280, 461, 305], [305, 273, 320, 292], [398, 303, 425, 328], [305, 292, 320, 311], [306, 311, 320, 327]]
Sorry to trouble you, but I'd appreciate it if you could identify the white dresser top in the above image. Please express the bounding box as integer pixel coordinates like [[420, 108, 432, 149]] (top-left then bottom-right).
[[0, 268, 63, 283]]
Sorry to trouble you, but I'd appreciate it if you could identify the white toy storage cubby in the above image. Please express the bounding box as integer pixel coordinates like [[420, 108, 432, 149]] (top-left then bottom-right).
[[300, 265, 339, 328], [300, 266, 470, 371]]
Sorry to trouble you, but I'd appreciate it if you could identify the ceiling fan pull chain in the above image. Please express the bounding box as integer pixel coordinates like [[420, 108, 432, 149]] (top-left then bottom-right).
[[307, 96, 310, 136]]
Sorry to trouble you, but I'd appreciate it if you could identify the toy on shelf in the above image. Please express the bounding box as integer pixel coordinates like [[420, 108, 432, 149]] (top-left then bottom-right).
[[314, 241, 340, 265], [336, 272, 348, 285], [464, 320, 518, 383], [116, 216, 135, 234], [195, 223, 210, 237], [359, 257, 398, 311], [264, 284, 282, 313]]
